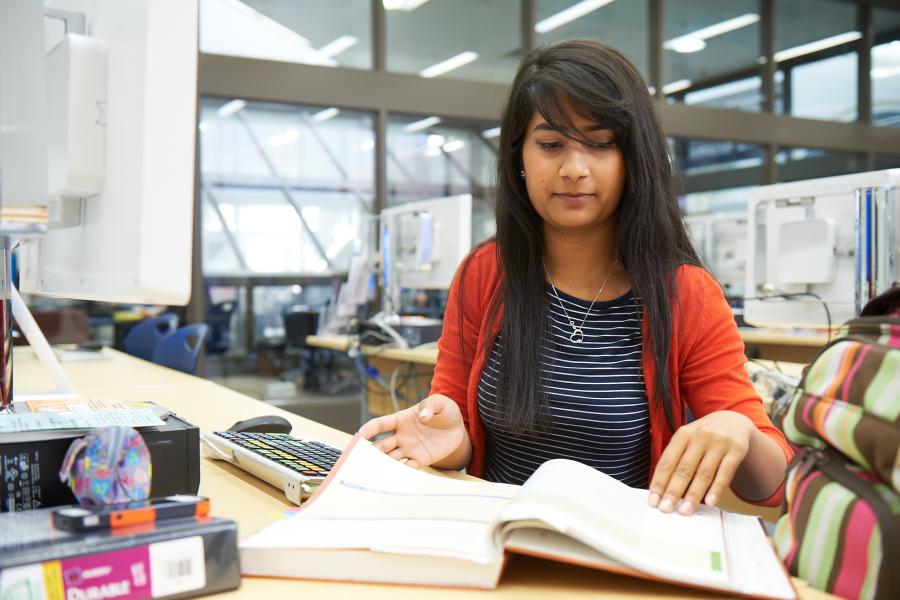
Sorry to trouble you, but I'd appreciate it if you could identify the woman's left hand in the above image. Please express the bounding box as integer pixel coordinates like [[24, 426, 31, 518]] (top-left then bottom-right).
[[648, 410, 755, 515]]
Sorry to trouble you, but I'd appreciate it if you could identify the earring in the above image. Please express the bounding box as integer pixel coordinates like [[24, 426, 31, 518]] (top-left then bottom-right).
[[520, 170, 525, 178]]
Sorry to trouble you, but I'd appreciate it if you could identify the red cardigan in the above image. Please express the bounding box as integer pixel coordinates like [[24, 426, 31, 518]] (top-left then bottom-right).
[[429, 242, 792, 507]]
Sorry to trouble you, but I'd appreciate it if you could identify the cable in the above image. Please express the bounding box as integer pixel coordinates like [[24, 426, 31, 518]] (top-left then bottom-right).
[[744, 292, 833, 342]]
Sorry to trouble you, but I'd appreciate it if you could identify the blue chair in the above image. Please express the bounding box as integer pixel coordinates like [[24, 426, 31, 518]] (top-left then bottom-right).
[[122, 313, 178, 361], [151, 323, 209, 375]]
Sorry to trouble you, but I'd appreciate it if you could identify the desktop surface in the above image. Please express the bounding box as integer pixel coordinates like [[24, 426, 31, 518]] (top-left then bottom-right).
[[11, 348, 832, 599]]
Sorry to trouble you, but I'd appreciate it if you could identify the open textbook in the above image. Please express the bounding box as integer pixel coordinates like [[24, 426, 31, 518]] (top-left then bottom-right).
[[240, 435, 796, 599]]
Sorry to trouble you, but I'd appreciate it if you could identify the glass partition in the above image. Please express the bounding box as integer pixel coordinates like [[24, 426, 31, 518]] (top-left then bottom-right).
[[199, 0, 372, 70], [664, 0, 761, 111], [535, 0, 649, 80], [199, 98, 375, 275], [386, 0, 520, 83], [776, 0, 858, 122]]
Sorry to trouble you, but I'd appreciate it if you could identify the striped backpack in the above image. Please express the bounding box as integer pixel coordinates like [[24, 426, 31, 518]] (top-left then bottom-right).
[[773, 286, 900, 600]]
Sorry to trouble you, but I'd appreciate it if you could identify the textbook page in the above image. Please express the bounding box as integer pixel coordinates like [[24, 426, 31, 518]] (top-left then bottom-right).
[[241, 437, 518, 564], [498, 459, 734, 591]]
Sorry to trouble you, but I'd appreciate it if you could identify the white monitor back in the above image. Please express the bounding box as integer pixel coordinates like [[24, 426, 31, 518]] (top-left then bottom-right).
[[13, 0, 198, 305], [686, 212, 747, 297], [381, 194, 473, 291], [744, 169, 900, 328]]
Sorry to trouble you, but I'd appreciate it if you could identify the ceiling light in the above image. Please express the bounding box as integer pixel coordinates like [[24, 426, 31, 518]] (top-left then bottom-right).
[[403, 116, 441, 133], [217, 99, 246, 118], [684, 77, 760, 105], [662, 79, 692, 94], [667, 37, 706, 53], [268, 128, 300, 147], [419, 51, 478, 78], [424, 147, 443, 157], [481, 126, 501, 139], [311, 107, 340, 123], [774, 31, 861, 62], [359, 139, 375, 151], [442, 139, 465, 153], [426, 134, 446, 148], [198, 121, 209, 132], [383, 0, 430, 10], [534, 0, 616, 34], [664, 13, 759, 53], [313, 35, 358, 59], [872, 66, 900, 80]]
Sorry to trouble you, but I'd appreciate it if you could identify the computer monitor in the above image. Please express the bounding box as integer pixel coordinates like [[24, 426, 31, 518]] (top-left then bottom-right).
[[744, 169, 900, 329], [0, 0, 198, 403], [686, 212, 747, 298], [2, 0, 197, 305], [379, 194, 473, 316]]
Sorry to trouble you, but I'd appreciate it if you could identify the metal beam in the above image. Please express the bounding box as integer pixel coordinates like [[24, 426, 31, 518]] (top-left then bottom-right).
[[656, 101, 900, 155], [199, 54, 508, 122]]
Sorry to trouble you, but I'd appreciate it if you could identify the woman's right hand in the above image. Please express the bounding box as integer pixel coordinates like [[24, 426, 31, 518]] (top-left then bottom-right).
[[358, 394, 471, 470]]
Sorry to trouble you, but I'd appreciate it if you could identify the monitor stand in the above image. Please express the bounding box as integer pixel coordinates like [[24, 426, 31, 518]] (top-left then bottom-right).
[[0, 240, 76, 412]]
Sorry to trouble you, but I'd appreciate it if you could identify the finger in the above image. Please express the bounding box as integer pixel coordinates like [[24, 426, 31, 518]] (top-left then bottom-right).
[[648, 432, 688, 507], [359, 413, 398, 439], [659, 445, 706, 513], [387, 448, 404, 461], [704, 450, 744, 508], [405, 458, 422, 469], [373, 434, 399, 454], [679, 447, 727, 515]]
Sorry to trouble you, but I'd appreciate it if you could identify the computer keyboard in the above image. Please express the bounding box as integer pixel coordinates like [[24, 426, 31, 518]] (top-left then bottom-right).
[[201, 431, 343, 505]]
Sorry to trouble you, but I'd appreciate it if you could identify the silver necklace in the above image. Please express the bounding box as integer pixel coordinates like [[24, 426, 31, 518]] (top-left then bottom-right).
[[544, 259, 619, 344]]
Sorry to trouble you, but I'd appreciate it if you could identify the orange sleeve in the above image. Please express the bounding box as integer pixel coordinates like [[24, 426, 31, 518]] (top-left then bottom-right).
[[678, 269, 794, 507], [429, 255, 482, 430]]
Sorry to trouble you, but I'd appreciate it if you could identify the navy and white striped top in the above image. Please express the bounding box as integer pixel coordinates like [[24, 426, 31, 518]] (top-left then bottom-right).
[[477, 287, 650, 487]]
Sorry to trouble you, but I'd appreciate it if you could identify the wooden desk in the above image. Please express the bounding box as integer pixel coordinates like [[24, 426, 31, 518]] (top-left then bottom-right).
[[739, 329, 828, 364], [12, 348, 830, 599]]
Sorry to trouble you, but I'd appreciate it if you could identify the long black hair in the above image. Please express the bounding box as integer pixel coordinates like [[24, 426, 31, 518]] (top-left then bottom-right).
[[471, 39, 701, 435]]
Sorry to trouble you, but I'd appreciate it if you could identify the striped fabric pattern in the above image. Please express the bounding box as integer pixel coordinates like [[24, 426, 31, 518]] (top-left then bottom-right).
[[776, 302, 900, 600], [476, 289, 649, 487]]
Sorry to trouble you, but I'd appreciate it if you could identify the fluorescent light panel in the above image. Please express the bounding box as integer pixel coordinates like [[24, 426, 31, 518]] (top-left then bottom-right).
[[442, 139, 465, 153], [534, 0, 616, 34], [419, 51, 478, 78], [872, 66, 900, 80], [314, 35, 358, 59], [217, 99, 246, 118], [662, 79, 692, 94], [383, 0, 430, 10], [311, 107, 340, 123], [481, 126, 501, 139], [403, 116, 441, 132], [774, 31, 861, 62], [664, 13, 759, 53], [269, 128, 300, 146]]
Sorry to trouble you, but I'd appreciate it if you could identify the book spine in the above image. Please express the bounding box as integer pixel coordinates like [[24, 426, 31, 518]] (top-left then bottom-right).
[[0, 524, 240, 600]]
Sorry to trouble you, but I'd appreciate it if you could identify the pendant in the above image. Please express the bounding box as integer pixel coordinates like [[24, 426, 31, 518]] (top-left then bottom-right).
[[570, 328, 584, 344]]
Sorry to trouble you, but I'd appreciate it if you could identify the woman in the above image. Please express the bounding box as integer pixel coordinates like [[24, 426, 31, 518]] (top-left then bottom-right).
[[360, 40, 791, 516]]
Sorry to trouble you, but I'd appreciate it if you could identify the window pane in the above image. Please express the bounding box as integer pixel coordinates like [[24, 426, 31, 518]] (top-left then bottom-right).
[[536, 0, 648, 80], [664, 0, 761, 112], [776, 0, 858, 122], [200, 0, 372, 70], [200, 99, 375, 275], [669, 136, 763, 300], [875, 154, 900, 170], [387, 115, 498, 244], [873, 6, 900, 128], [386, 0, 520, 83], [775, 147, 865, 183], [670, 137, 766, 196]]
